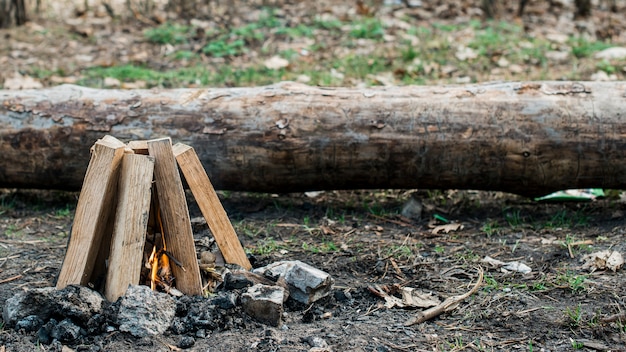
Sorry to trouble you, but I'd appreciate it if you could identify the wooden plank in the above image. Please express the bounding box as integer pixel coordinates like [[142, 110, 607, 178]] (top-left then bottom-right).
[[128, 140, 149, 155], [173, 143, 252, 270], [56, 135, 126, 289], [104, 153, 155, 302], [147, 137, 202, 295]]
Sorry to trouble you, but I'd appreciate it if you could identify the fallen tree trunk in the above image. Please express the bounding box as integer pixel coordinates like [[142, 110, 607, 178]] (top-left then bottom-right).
[[1, 81, 625, 197]]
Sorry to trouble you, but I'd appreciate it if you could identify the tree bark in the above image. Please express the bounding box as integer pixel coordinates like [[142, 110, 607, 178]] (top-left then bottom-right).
[[1, 81, 626, 197], [0, 0, 27, 28]]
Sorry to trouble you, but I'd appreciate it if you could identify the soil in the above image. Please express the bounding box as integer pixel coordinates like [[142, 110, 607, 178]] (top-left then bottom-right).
[[2, 0, 626, 351], [1, 188, 625, 351]]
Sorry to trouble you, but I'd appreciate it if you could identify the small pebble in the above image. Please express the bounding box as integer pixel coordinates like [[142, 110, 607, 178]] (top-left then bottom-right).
[[178, 336, 195, 349]]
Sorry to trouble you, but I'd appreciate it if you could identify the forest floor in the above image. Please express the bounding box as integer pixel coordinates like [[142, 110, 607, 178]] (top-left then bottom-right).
[[1, 0, 626, 351]]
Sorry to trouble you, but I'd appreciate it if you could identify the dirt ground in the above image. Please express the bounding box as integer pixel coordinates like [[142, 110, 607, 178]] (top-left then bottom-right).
[[0, 188, 625, 351], [2, 0, 626, 351]]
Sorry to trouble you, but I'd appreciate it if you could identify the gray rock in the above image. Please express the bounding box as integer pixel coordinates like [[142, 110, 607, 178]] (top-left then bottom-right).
[[241, 284, 285, 327], [545, 50, 570, 63], [254, 261, 334, 304], [594, 47, 626, 60], [2, 285, 104, 327], [53, 285, 105, 324], [302, 335, 329, 348], [14, 315, 45, 332], [50, 318, 82, 343], [401, 197, 422, 221], [178, 336, 195, 349], [2, 287, 55, 326], [116, 285, 176, 337], [210, 291, 238, 309]]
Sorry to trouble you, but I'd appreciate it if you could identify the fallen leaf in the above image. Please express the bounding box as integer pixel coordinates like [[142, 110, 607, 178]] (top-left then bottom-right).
[[502, 261, 532, 274], [455, 46, 477, 61], [264, 56, 289, 70], [369, 285, 440, 309], [121, 80, 147, 89], [581, 250, 624, 272], [104, 77, 121, 88], [431, 223, 463, 234], [481, 256, 532, 274], [3, 72, 43, 90], [400, 287, 441, 308]]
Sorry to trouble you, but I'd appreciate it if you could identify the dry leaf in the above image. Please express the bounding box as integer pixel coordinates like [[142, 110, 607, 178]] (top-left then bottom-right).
[[264, 56, 289, 70], [369, 285, 440, 309], [481, 256, 532, 274], [3, 72, 43, 90], [581, 250, 624, 272], [400, 287, 441, 308], [431, 223, 463, 234]]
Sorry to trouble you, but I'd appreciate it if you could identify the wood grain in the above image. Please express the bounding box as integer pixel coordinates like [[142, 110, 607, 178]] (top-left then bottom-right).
[[5, 82, 626, 197], [148, 138, 202, 296], [104, 153, 155, 302], [173, 143, 251, 270], [56, 135, 126, 289]]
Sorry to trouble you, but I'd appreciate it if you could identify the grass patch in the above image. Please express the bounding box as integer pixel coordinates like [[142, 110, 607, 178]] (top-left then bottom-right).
[[144, 22, 192, 45], [350, 17, 385, 40], [252, 237, 285, 255], [482, 220, 500, 237], [564, 304, 583, 328], [556, 271, 587, 293], [570, 37, 614, 58], [543, 209, 589, 229], [81, 64, 288, 88]]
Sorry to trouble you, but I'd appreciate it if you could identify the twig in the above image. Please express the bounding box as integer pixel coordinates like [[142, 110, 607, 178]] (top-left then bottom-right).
[[368, 213, 414, 227], [405, 266, 484, 326], [0, 274, 22, 284], [600, 311, 626, 323]]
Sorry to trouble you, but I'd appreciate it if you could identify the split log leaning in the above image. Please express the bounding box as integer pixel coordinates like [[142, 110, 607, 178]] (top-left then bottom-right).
[[2, 81, 626, 197]]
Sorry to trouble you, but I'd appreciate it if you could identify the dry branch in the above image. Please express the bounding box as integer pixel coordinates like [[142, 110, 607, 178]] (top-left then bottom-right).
[[405, 266, 484, 326], [3, 82, 626, 197]]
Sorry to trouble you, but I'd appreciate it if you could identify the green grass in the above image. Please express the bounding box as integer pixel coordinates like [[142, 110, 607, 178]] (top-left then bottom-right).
[[570, 36, 614, 58], [302, 240, 338, 254], [63, 14, 624, 89], [543, 209, 589, 229], [53, 206, 73, 219], [504, 208, 525, 228], [252, 237, 285, 255], [565, 304, 583, 328], [350, 18, 385, 40], [3, 224, 23, 239], [144, 22, 192, 45], [81, 64, 287, 88], [556, 271, 587, 293], [203, 38, 246, 57], [482, 220, 500, 237]]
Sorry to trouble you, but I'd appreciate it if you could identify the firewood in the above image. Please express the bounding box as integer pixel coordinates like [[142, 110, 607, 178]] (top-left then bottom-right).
[[173, 143, 251, 270], [104, 153, 155, 302], [148, 138, 203, 296], [56, 135, 126, 289]]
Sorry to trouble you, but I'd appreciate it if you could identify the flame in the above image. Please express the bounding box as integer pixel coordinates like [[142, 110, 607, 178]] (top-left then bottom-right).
[[147, 202, 175, 292]]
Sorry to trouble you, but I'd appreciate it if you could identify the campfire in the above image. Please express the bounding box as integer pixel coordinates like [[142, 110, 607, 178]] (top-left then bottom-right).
[[55, 135, 251, 301]]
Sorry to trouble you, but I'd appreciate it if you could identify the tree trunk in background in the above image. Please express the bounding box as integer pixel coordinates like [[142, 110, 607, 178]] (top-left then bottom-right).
[[2, 81, 626, 197], [575, 0, 592, 17], [0, 0, 27, 28]]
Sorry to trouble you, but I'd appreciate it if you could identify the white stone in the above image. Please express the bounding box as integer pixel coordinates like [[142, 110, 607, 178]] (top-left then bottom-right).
[[594, 47, 626, 60], [254, 260, 334, 304], [241, 284, 286, 327], [545, 50, 570, 63], [117, 285, 176, 337]]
